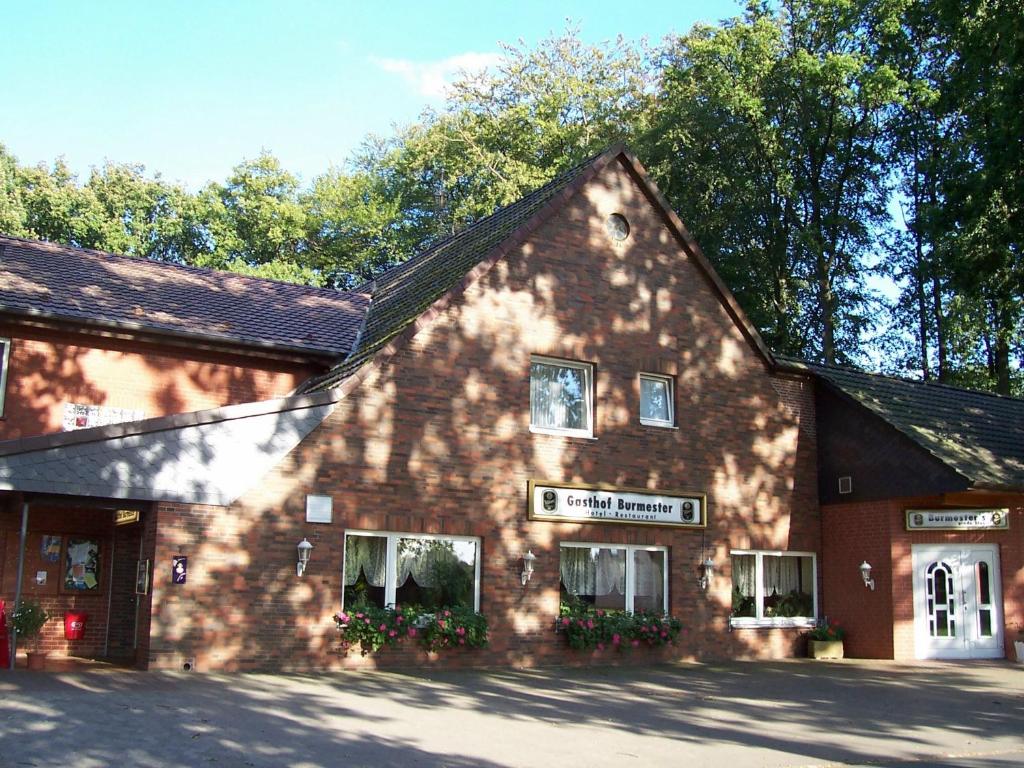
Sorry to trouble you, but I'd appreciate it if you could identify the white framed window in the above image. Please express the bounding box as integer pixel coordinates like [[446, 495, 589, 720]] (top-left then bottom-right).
[[559, 542, 668, 613], [0, 338, 9, 417], [639, 373, 674, 427], [730, 550, 817, 627], [530, 356, 594, 437], [342, 531, 480, 611]]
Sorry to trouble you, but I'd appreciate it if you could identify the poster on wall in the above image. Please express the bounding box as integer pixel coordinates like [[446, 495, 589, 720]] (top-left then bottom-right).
[[172, 556, 187, 584], [40, 535, 62, 563], [63, 538, 101, 592]]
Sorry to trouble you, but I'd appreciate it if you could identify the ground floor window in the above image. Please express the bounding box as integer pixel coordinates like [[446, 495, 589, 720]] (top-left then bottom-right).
[[730, 550, 816, 626], [559, 543, 668, 613], [343, 531, 480, 611]]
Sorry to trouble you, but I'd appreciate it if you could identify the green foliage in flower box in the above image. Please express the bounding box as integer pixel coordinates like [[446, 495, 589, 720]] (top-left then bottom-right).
[[334, 604, 488, 655], [557, 601, 683, 651]]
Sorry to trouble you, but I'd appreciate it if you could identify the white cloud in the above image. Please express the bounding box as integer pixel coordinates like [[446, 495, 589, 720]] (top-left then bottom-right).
[[371, 51, 503, 99]]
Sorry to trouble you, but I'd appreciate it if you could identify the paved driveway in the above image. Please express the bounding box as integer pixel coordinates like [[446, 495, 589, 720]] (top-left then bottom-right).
[[1, 660, 1022, 767]]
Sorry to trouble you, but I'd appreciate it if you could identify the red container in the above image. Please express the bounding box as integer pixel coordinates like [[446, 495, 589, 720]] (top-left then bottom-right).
[[64, 611, 88, 641]]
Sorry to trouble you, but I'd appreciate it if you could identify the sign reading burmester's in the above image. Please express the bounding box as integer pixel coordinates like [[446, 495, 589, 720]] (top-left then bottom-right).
[[905, 508, 1009, 531], [529, 480, 706, 528]]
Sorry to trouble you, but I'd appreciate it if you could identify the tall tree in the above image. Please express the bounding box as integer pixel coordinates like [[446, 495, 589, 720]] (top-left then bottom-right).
[[647, 0, 903, 365]]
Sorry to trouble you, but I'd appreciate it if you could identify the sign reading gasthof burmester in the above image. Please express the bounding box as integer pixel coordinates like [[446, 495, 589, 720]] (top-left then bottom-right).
[[905, 508, 1009, 531], [529, 480, 706, 528]]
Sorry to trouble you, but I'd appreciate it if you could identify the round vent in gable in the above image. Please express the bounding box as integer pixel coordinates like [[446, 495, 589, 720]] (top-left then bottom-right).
[[605, 213, 630, 242]]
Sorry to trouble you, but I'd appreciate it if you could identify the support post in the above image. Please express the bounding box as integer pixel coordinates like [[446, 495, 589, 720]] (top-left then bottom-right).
[[9, 500, 29, 670]]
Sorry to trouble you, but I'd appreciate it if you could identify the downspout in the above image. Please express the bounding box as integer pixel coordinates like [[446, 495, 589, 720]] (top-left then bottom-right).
[[8, 499, 29, 670]]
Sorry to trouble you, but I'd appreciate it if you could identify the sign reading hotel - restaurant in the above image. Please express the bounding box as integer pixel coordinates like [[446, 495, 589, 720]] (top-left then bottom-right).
[[529, 480, 706, 528], [905, 508, 1010, 531]]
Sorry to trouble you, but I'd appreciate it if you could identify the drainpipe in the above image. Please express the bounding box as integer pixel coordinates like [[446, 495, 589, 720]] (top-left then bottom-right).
[[9, 499, 29, 671]]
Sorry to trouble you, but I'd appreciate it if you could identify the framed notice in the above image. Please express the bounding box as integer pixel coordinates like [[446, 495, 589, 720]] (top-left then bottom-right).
[[63, 537, 101, 592], [529, 479, 707, 528], [135, 559, 151, 595]]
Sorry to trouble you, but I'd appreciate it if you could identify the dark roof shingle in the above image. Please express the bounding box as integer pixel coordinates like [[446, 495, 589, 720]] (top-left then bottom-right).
[[0, 235, 369, 356], [786, 358, 1024, 491], [297, 146, 619, 392]]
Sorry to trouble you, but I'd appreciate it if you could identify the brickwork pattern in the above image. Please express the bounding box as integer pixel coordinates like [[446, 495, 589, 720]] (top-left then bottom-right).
[[137, 161, 821, 671], [0, 323, 319, 440], [823, 497, 1023, 660]]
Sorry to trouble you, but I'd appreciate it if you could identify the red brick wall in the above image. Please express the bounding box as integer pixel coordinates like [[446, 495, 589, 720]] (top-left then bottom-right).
[[823, 497, 1024, 660], [0, 323, 322, 440], [143, 158, 820, 671]]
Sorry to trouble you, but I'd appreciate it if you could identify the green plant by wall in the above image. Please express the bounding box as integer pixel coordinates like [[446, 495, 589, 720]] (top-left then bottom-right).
[[334, 604, 488, 655], [11, 600, 49, 642], [557, 602, 682, 651]]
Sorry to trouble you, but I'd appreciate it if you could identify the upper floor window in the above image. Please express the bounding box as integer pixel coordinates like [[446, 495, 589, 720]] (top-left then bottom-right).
[[0, 338, 10, 417], [530, 356, 593, 437], [639, 373, 674, 427]]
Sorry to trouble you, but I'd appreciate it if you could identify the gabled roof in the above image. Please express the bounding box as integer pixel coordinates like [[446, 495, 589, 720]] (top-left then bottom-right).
[[783, 358, 1024, 492], [297, 145, 774, 393], [0, 391, 338, 505], [0, 235, 369, 358]]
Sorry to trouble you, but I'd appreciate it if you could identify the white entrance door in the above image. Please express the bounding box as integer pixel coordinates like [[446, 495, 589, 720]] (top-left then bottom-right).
[[912, 545, 1003, 659]]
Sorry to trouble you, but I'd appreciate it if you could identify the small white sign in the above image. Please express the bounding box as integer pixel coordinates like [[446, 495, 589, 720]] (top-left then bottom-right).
[[306, 494, 333, 524], [529, 480, 705, 528], [905, 508, 1009, 531]]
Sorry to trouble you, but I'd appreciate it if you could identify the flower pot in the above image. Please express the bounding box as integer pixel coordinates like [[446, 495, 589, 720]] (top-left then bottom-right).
[[809, 640, 844, 659], [1014, 640, 1024, 664], [26, 651, 47, 671]]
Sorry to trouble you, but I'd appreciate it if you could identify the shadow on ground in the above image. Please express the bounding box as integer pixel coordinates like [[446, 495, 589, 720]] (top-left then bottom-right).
[[0, 660, 1022, 767]]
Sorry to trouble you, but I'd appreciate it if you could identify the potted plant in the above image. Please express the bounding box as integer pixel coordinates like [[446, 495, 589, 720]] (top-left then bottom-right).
[[807, 621, 845, 659], [11, 600, 49, 670], [1013, 625, 1023, 665]]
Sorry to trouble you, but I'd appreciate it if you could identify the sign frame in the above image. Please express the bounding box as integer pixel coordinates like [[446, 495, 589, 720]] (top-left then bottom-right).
[[905, 508, 1010, 532], [528, 479, 707, 529]]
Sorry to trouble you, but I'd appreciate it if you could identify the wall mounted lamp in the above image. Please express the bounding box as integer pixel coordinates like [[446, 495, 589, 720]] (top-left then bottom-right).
[[521, 550, 536, 586], [698, 557, 715, 590], [297, 538, 313, 577], [859, 560, 875, 591]]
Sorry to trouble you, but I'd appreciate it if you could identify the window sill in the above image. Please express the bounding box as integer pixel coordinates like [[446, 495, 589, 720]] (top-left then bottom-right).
[[729, 617, 817, 630], [530, 426, 597, 440], [639, 421, 677, 429]]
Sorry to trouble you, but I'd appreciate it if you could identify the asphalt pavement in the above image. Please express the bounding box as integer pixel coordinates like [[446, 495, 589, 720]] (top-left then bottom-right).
[[0, 659, 1022, 767]]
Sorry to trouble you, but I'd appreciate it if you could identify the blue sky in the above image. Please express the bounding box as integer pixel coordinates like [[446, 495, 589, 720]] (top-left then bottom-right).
[[0, 0, 742, 189]]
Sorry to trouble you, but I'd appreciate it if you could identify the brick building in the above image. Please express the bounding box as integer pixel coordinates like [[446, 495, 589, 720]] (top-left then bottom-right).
[[0, 146, 1020, 670]]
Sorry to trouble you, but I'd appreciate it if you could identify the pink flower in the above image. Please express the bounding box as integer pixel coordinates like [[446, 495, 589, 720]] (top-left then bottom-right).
[[596, 642, 605, 651], [355, 612, 364, 619], [660, 632, 668, 639], [443, 610, 451, 617], [612, 634, 621, 645], [586, 619, 595, 630], [396, 616, 404, 624], [631, 639, 640, 647], [456, 627, 466, 636], [408, 628, 418, 637], [364, 618, 371, 625], [458, 638, 465, 645], [388, 630, 397, 638], [379, 624, 387, 631], [577, 619, 585, 627], [438, 620, 446, 629], [561, 617, 570, 627], [596, 610, 604, 617]]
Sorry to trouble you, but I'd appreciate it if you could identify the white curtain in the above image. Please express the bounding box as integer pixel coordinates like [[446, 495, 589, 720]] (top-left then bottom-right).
[[733, 555, 756, 597], [531, 362, 584, 429], [633, 550, 663, 599], [763, 556, 800, 596], [397, 538, 460, 588], [560, 547, 625, 597], [344, 535, 387, 587]]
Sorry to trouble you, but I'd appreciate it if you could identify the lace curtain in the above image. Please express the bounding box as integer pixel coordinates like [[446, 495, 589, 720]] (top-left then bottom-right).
[[531, 362, 585, 429], [763, 556, 801, 596], [733, 554, 756, 597], [397, 539, 466, 588], [344, 535, 387, 587], [560, 547, 625, 597]]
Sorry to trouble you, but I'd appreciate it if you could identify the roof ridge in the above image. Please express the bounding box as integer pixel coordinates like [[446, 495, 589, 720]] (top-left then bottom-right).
[[778, 355, 1023, 404], [0, 233, 362, 299]]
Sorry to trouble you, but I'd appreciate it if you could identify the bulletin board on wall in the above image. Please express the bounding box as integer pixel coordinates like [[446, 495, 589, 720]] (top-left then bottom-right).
[[1, 532, 64, 596], [1, 532, 107, 596]]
